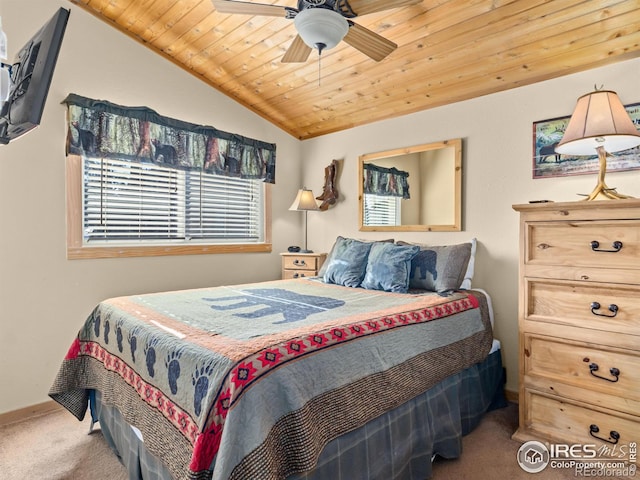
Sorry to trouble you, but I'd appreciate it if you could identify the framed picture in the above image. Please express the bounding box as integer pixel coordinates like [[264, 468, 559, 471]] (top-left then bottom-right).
[[532, 102, 640, 179]]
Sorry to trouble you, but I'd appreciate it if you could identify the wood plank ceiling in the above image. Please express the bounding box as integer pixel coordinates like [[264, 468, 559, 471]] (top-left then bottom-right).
[[69, 0, 640, 140]]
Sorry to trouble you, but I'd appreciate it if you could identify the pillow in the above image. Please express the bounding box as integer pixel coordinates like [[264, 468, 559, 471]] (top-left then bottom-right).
[[322, 237, 374, 287], [459, 238, 477, 290], [361, 242, 420, 293], [318, 237, 394, 278], [398, 241, 472, 292]]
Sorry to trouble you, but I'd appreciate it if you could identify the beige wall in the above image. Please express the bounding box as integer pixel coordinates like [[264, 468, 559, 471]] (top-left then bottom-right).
[[1, 0, 639, 414], [300, 56, 640, 394], [0, 0, 303, 414]]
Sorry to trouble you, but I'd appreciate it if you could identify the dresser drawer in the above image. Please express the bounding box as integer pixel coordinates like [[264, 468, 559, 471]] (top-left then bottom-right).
[[526, 279, 640, 337], [524, 335, 640, 406], [525, 389, 640, 446], [283, 256, 320, 271], [526, 220, 640, 270], [282, 269, 316, 279]]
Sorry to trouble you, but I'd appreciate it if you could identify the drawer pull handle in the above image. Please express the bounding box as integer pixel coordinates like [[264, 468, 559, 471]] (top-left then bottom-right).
[[590, 302, 619, 318], [590, 240, 623, 253], [293, 259, 307, 266], [589, 424, 620, 445], [588, 362, 620, 382]]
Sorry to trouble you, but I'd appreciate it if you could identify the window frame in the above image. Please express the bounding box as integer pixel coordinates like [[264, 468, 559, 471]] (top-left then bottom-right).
[[66, 155, 272, 259]]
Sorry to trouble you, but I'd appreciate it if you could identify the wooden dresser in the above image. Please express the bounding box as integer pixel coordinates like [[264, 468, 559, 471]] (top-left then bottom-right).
[[280, 252, 327, 280], [512, 199, 640, 450]]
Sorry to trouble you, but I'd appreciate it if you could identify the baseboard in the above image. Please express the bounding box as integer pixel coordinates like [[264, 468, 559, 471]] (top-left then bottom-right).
[[0, 400, 64, 427], [505, 388, 518, 404]]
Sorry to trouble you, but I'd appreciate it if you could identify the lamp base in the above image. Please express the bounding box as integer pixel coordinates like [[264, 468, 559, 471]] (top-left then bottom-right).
[[580, 185, 633, 201], [300, 249, 313, 253], [579, 146, 634, 201]]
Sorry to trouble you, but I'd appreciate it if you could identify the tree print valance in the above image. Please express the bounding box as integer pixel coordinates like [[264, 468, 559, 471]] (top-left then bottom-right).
[[63, 94, 276, 183], [363, 163, 410, 199]]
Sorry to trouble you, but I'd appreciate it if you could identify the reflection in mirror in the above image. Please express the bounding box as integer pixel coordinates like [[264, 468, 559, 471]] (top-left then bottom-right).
[[359, 138, 462, 232]]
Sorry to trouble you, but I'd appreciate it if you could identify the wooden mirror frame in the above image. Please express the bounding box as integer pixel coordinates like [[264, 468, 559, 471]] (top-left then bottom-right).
[[358, 138, 462, 232]]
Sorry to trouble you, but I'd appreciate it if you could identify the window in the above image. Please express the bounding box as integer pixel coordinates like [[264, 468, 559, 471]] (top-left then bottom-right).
[[63, 94, 275, 259], [363, 194, 400, 226], [83, 157, 264, 244], [67, 155, 271, 259]]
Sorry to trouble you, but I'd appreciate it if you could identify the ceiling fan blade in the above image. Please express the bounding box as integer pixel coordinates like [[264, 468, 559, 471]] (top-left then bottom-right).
[[212, 0, 290, 17], [343, 23, 397, 62], [282, 34, 312, 63], [343, 0, 422, 17]]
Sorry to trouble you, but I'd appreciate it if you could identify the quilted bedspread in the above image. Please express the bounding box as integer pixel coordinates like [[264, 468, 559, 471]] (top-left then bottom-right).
[[49, 278, 493, 480]]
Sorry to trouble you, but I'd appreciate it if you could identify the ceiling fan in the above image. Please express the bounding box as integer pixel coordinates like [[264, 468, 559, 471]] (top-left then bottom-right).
[[212, 0, 422, 63]]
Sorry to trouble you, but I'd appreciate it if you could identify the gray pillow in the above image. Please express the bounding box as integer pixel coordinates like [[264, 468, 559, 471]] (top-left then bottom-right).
[[361, 242, 420, 293], [460, 238, 477, 289], [398, 241, 472, 292], [322, 237, 374, 287]]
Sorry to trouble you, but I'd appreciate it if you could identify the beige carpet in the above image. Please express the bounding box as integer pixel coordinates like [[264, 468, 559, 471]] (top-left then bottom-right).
[[0, 402, 631, 479], [0, 407, 127, 480]]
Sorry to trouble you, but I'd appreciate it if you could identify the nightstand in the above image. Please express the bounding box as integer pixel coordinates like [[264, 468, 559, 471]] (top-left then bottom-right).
[[280, 252, 327, 280]]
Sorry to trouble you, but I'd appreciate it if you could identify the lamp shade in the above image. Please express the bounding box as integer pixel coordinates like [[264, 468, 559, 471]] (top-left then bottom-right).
[[555, 90, 640, 155], [289, 188, 319, 211], [294, 8, 349, 51]]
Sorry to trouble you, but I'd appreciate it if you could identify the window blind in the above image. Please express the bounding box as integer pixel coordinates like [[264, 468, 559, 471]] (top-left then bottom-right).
[[363, 194, 400, 226], [185, 170, 262, 241], [83, 157, 263, 244]]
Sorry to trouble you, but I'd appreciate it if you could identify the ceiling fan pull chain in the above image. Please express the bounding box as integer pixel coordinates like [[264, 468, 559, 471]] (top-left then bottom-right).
[[316, 42, 325, 87]]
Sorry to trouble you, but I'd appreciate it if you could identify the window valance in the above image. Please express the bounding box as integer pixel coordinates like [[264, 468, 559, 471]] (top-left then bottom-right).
[[363, 163, 410, 199], [63, 94, 276, 183]]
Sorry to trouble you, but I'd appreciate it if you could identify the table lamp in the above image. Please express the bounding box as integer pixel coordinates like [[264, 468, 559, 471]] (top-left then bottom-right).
[[289, 187, 319, 253], [555, 88, 640, 200]]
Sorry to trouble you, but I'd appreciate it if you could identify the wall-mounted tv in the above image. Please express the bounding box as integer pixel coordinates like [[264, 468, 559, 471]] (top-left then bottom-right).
[[0, 8, 69, 145]]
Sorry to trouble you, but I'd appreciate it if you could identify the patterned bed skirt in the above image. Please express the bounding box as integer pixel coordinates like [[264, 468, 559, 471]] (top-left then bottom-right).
[[93, 342, 506, 480]]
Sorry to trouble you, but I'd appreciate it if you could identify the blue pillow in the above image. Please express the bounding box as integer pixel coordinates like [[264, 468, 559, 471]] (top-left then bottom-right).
[[318, 237, 394, 278], [322, 237, 374, 287], [361, 242, 420, 293]]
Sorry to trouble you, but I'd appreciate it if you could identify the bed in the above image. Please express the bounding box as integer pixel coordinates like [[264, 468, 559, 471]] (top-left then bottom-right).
[[49, 238, 505, 480]]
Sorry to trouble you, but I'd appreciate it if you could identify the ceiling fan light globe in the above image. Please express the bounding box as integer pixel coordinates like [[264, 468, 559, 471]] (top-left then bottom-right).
[[294, 8, 349, 51]]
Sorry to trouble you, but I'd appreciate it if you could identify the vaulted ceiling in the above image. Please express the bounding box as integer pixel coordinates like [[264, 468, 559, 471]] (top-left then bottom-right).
[[68, 0, 640, 140]]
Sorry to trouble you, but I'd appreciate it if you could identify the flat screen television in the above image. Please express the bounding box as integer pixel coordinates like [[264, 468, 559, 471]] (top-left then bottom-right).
[[0, 7, 69, 145]]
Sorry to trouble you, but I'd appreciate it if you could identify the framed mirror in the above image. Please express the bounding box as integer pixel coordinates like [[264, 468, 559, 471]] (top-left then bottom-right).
[[358, 138, 462, 232]]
